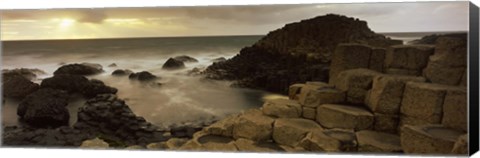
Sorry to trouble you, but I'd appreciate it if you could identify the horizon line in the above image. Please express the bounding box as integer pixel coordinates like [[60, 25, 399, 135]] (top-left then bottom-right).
[[1, 30, 468, 42]]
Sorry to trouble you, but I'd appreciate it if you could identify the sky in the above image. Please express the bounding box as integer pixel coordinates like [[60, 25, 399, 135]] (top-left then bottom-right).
[[0, 1, 470, 40]]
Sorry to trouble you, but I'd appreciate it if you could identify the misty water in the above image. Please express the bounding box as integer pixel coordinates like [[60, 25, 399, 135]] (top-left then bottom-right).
[[1, 36, 289, 128]]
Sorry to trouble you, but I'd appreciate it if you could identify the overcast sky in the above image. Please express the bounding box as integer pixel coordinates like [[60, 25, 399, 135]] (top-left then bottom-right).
[[0, 1, 469, 40]]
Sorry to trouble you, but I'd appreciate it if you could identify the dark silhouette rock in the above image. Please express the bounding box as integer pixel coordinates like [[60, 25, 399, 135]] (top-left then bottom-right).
[[17, 88, 70, 128], [108, 63, 117, 67], [408, 33, 467, 45], [2, 126, 94, 147], [40, 74, 117, 98], [53, 63, 104, 76], [174, 55, 199, 63], [2, 75, 40, 98], [204, 14, 401, 94], [211, 57, 227, 63], [162, 58, 185, 70], [128, 71, 158, 81], [2, 68, 46, 81], [112, 69, 133, 76]]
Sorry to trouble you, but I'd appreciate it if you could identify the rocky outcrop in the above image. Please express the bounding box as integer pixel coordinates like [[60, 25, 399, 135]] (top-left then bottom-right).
[[400, 124, 463, 154], [2, 126, 94, 147], [174, 55, 199, 63], [162, 58, 185, 70], [385, 45, 435, 76], [2, 68, 46, 81], [211, 57, 226, 63], [128, 71, 158, 81], [408, 33, 467, 45], [80, 137, 110, 149], [17, 88, 70, 128], [204, 14, 400, 94], [112, 69, 133, 76], [40, 74, 117, 98], [2, 75, 40, 98], [53, 63, 104, 76]]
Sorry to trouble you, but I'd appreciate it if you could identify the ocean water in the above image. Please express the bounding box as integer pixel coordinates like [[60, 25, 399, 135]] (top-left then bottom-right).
[[1, 35, 290, 128]]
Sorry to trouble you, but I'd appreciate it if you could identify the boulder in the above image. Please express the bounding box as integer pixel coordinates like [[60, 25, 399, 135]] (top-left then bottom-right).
[[316, 104, 374, 130], [173, 55, 199, 63], [423, 62, 465, 86], [366, 75, 426, 114], [302, 107, 316, 120], [288, 83, 305, 100], [356, 130, 402, 153], [322, 128, 357, 151], [17, 88, 70, 128], [112, 69, 133, 76], [400, 124, 464, 154], [262, 98, 302, 118], [298, 82, 334, 104], [369, 48, 386, 72], [80, 137, 109, 149], [108, 63, 117, 67], [333, 68, 381, 104], [451, 134, 468, 155], [82, 79, 118, 98], [54, 63, 104, 76], [385, 45, 435, 76], [373, 113, 398, 134], [300, 87, 345, 108], [41, 74, 117, 98], [298, 130, 342, 152], [329, 43, 372, 83], [272, 118, 323, 147], [203, 114, 239, 137], [2, 75, 39, 98], [2, 68, 46, 81], [385, 68, 420, 76], [234, 138, 284, 152], [162, 58, 185, 70], [232, 109, 275, 142], [441, 88, 467, 132], [128, 71, 158, 81], [400, 82, 459, 125]]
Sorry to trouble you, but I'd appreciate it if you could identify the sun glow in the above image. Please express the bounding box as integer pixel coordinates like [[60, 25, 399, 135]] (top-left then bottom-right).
[[59, 19, 76, 28]]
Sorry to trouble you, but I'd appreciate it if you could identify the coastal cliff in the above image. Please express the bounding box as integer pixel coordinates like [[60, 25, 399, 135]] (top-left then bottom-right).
[[203, 14, 402, 93]]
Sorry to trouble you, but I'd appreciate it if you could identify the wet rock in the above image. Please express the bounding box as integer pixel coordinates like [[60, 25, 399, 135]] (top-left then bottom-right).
[[316, 104, 374, 130], [2, 75, 40, 98], [41, 74, 117, 98], [333, 68, 381, 104], [2, 68, 46, 81], [355, 130, 402, 153], [400, 124, 464, 154], [272, 118, 323, 147], [128, 71, 158, 81], [108, 63, 117, 67], [82, 79, 118, 98], [162, 58, 185, 70], [262, 98, 302, 118], [2, 126, 93, 147], [232, 109, 275, 142], [112, 69, 133, 76], [54, 63, 104, 76], [17, 88, 70, 128], [174, 55, 199, 63], [80, 137, 110, 149], [187, 67, 203, 76]]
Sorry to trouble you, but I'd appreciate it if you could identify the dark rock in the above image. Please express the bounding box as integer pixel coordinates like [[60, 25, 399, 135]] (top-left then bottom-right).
[[162, 58, 185, 70], [2, 75, 40, 98], [174, 55, 199, 63], [108, 63, 118, 67], [203, 14, 400, 94], [2, 126, 94, 147], [2, 68, 46, 81], [40, 74, 117, 98], [112, 69, 133, 76], [17, 88, 70, 128], [53, 63, 104, 76], [187, 67, 203, 76], [211, 57, 227, 63], [408, 33, 467, 45], [128, 71, 158, 81]]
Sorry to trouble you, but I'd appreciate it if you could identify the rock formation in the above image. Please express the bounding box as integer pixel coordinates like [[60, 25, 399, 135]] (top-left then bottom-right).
[[204, 14, 401, 94], [17, 88, 70, 128], [162, 58, 186, 70], [53, 63, 104, 76], [128, 71, 158, 81], [174, 55, 199, 63]]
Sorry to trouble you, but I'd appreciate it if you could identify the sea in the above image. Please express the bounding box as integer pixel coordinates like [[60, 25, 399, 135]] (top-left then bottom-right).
[[0, 32, 460, 128]]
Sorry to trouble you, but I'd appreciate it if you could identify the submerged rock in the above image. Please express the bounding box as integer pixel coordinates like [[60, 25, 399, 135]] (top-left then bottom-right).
[[53, 63, 104, 76], [17, 88, 70, 128], [41, 74, 117, 98], [211, 57, 226, 63], [2, 68, 46, 81], [162, 58, 185, 70], [112, 69, 133, 76], [108, 63, 118, 67], [174, 55, 199, 63], [128, 71, 158, 81], [2, 75, 40, 98]]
